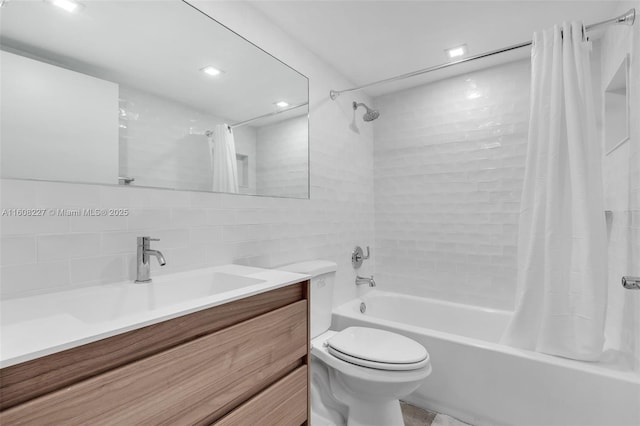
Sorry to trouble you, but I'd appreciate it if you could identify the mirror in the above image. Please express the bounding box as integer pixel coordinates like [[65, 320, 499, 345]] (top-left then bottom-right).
[[0, 0, 309, 198], [604, 54, 629, 155]]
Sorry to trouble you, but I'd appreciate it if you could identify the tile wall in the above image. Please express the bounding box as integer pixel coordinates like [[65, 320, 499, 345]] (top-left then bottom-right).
[[600, 1, 640, 372], [373, 59, 531, 309]]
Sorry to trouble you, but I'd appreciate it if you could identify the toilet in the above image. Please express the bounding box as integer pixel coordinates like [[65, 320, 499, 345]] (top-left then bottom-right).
[[279, 260, 431, 426]]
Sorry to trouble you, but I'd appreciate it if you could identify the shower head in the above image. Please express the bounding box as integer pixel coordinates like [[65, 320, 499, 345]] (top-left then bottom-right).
[[353, 101, 380, 122]]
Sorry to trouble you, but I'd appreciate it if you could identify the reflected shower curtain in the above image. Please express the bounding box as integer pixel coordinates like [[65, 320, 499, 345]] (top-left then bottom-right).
[[208, 124, 238, 193], [501, 22, 607, 361]]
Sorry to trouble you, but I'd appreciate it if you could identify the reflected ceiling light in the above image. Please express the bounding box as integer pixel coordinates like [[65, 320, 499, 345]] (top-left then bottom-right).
[[50, 0, 82, 13], [466, 90, 482, 100], [445, 44, 467, 59], [275, 101, 289, 108], [201, 66, 222, 77]]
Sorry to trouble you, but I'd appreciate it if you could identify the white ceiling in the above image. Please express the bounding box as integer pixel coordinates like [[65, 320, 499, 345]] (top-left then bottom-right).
[[248, 0, 624, 97]]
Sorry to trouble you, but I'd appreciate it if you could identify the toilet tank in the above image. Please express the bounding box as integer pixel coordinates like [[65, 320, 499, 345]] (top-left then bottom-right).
[[279, 260, 337, 338]]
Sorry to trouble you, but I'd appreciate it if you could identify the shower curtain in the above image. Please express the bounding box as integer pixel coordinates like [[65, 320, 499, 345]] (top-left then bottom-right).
[[208, 124, 238, 193], [501, 22, 608, 361]]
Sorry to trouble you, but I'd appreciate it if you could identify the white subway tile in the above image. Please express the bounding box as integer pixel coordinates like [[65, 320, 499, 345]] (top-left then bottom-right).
[[1, 261, 69, 298], [35, 182, 101, 209], [70, 255, 125, 284], [37, 233, 101, 261], [153, 229, 190, 249], [171, 209, 207, 228], [189, 226, 223, 246], [222, 225, 248, 243], [206, 209, 237, 226], [0, 179, 37, 208], [101, 231, 138, 255], [1, 214, 69, 236], [127, 209, 171, 230], [1, 236, 36, 265], [69, 214, 128, 233]]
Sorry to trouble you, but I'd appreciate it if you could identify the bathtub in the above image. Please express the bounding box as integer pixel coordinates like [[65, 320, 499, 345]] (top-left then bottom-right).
[[331, 291, 640, 426]]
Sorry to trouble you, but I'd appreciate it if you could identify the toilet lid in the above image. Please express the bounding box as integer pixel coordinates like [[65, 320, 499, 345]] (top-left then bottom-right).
[[327, 327, 428, 370]]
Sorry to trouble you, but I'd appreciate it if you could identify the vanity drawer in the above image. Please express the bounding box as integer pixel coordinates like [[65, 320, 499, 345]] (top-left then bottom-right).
[[216, 365, 307, 426], [0, 300, 307, 425]]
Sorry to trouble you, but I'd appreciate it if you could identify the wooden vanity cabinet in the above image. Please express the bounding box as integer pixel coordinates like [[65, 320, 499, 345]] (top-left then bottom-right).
[[0, 281, 310, 425]]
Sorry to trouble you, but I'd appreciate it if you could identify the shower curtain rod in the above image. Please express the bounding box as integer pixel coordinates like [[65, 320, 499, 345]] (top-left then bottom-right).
[[229, 102, 309, 129], [329, 8, 636, 100]]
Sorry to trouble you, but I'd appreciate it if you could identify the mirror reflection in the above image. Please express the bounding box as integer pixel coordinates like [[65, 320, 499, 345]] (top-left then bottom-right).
[[0, 0, 309, 198]]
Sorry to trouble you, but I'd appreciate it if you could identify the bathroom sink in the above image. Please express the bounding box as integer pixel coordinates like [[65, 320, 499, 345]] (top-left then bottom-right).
[[149, 272, 266, 306], [69, 271, 266, 323], [1, 264, 307, 367]]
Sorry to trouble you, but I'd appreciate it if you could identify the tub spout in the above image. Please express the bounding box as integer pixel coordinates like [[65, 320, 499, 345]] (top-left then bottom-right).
[[356, 275, 376, 287]]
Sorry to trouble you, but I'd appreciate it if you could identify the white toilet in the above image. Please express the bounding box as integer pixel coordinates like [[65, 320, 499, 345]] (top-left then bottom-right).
[[280, 260, 431, 426]]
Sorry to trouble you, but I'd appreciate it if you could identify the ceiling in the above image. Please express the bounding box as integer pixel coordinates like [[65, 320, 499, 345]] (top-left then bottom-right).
[[248, 0, 624, 97]]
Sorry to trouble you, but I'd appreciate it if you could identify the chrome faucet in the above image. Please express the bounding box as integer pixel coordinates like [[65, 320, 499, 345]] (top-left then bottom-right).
[[356, 275, 376, 287], [135, 236, 166, 283]]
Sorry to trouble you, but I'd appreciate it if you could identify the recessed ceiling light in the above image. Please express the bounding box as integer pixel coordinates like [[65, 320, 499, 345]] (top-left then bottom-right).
[[50, 0, 82, 13], [201, 66, 222, 77], [275, 101, 289, 108], [446, 44, 467, 59]]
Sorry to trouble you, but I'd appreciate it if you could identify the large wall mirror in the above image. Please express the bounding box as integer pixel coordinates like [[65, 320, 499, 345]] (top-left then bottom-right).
[[0, 1, 309, 199]]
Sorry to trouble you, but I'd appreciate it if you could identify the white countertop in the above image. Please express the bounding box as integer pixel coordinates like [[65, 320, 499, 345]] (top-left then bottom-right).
[[0, 265, 309, 368]]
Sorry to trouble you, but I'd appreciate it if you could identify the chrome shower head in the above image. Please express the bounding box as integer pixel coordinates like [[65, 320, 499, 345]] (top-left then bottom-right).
[[363, 109, 380, 122], [353, 101, 380, 122]]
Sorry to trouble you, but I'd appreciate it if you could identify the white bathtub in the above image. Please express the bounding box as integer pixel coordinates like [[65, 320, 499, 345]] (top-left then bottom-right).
[[332, 291, 640, 426]]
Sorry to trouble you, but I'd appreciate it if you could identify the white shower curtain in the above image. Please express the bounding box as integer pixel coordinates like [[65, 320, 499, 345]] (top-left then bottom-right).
[[208, 124, 238, 193], [501, 22, 608, 361]]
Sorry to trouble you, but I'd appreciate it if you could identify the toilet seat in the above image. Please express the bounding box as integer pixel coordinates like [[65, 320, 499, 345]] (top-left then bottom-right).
[[326, 327, 428, 371], [328, 346, 429, 371], [312, 331, 431, 384]]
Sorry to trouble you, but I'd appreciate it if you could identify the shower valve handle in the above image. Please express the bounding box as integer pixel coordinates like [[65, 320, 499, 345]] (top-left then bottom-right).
[[352, 246, 370, 268]]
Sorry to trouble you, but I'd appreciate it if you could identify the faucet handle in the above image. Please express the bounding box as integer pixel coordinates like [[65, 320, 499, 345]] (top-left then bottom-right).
[[138, 236, 160, 246], [352, 245, 371, 268]]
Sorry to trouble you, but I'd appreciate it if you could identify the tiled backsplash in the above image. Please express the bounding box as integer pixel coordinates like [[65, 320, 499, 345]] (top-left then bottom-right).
[[373, 59, 531, 309]]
